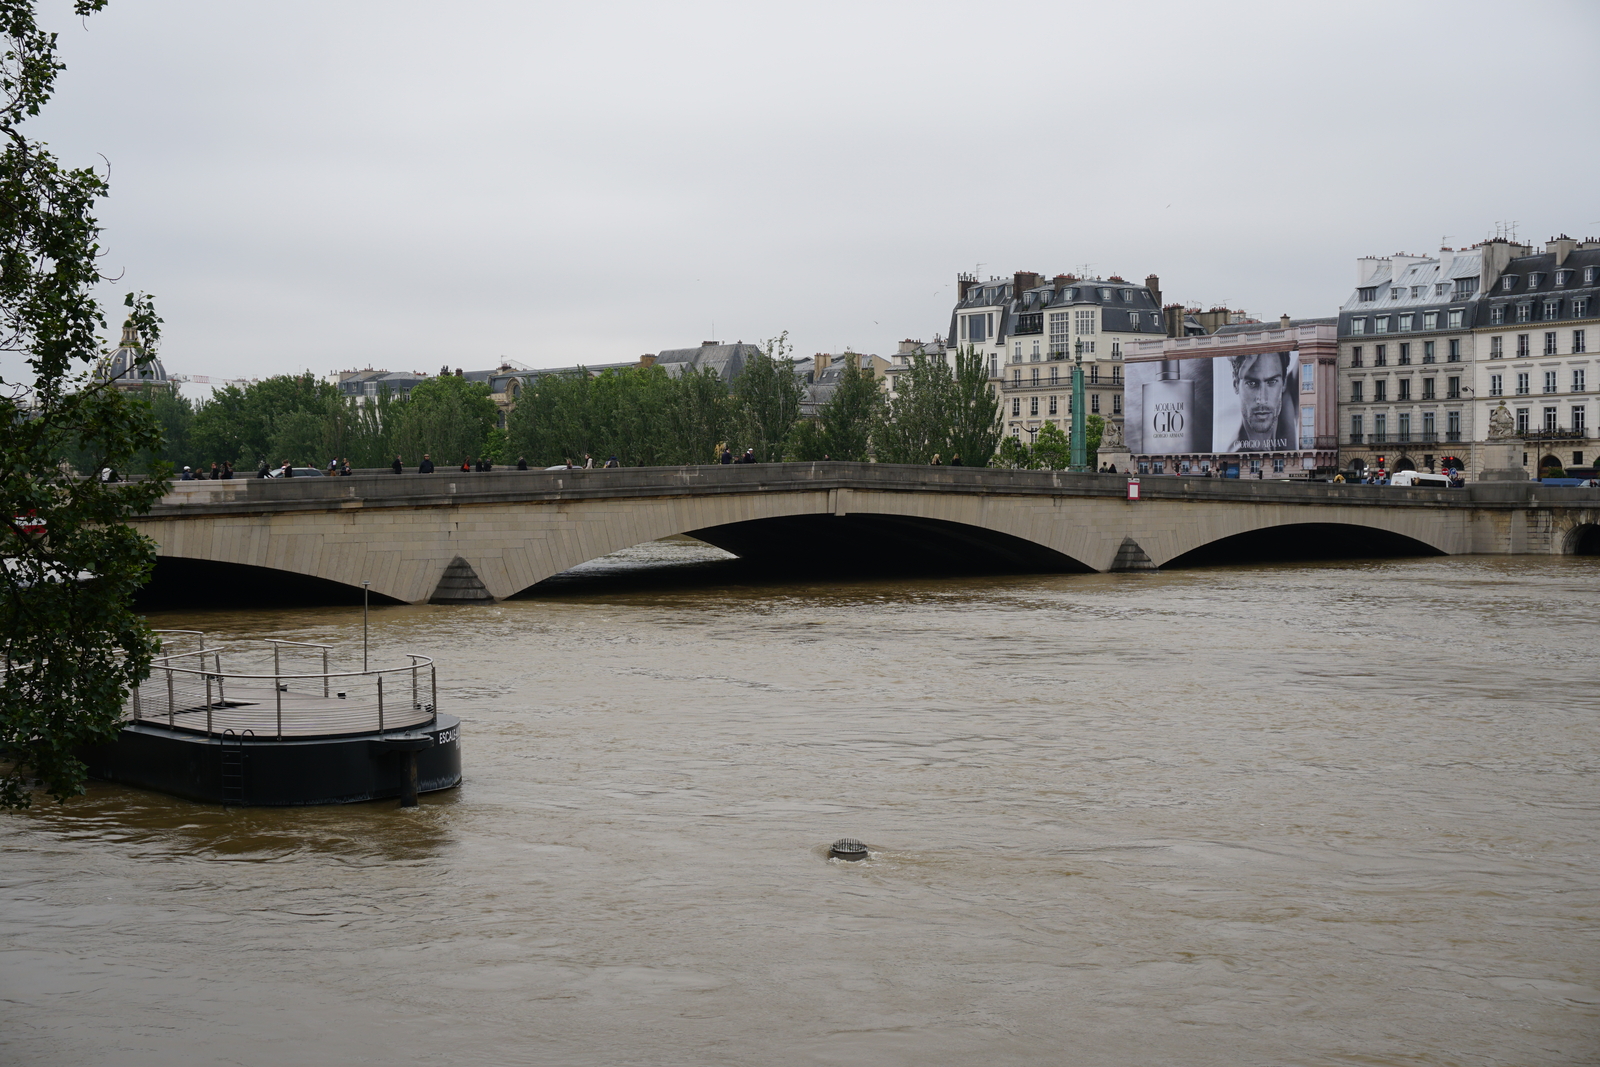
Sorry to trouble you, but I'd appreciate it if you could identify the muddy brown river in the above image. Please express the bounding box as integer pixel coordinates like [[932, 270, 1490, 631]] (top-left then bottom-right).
[[3, 543, 1598, 1065]]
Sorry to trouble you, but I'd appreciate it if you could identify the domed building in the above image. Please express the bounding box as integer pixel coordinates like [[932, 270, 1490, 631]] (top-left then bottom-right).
[[96, 321, 173, 393]]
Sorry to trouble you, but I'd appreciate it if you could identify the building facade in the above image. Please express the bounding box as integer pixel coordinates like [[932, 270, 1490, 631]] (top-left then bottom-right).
[[1337, 234, 1600, 479], [939, 271, 1172, 444], [1471, 236, 1600, 476], [1124, 321, 1339, 477]]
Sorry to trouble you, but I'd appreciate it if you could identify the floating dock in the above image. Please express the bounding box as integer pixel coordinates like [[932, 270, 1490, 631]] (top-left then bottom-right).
[[84, 633, 461, 806]]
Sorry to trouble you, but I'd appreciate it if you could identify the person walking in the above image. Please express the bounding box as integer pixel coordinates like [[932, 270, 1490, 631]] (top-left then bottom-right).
[[459, 458, 472, 473], [418, 454, 434, 474], [584, 454, 594, 469], [604, 455, 620, 468], [391, 454, 403, 475], [720, 447, 733, 465], [221, 460, 234, 480], [280, 461, 294, 477], [208, 462, 221, 480], [516, 456, 528, 471], [930, 454, 942, 466], [257, 459, 271, 479], [950, 454, 963, 466]]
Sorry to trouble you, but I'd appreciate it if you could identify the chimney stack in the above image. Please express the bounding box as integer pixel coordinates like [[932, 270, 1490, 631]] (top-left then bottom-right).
[[1280, 314, 1292, 329], [1548, 235, 1577, 266], [1144, 274, 1161, 307]]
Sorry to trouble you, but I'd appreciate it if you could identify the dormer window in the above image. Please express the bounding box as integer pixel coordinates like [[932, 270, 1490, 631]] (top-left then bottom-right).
[[1411, 286, 1424, 297], [1358, 286, 1377, 302], [1528, 273, 1544, 288], [1585, 267, 1597, 285], [1454, 277, 1477, 296], [1098, 288, 1113, 300], [1501, 276, 1517, 291], [1122, 290, 1134, 302], [1435, 284, 1448, 296], [1390, 288, 1404, 299], [1555, 270, 1572, 287], [1062, 288, 1076, 299]]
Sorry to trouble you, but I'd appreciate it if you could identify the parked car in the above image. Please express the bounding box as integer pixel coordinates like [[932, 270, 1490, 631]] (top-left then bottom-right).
[[266, 466, 326, 478]]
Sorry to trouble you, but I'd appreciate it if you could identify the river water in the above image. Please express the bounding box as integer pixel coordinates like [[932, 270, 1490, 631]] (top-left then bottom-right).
[[3, 543, 1598, 1066]]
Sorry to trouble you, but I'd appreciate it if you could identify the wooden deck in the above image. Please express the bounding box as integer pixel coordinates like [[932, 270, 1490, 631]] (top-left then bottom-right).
[[131, 684, 433, 738]]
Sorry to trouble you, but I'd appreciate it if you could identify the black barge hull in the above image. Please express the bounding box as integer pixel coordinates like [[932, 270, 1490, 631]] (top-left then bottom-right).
[[83, 715, 462, 806]]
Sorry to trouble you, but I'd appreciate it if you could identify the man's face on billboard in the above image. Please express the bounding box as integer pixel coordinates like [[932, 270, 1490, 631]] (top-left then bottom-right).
[[1234, 355, 1286, 435]]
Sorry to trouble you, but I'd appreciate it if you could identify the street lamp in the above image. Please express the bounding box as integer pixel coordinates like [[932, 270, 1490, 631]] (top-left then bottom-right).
[[1069, 339, 1088, 471]]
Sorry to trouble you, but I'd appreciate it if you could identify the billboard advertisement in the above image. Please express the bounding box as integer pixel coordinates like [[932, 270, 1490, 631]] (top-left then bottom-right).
[[1124, 351, 1300, 454]]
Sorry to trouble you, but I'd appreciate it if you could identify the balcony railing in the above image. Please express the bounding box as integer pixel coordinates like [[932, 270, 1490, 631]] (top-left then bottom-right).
[[1521, 428, 1591, 442]]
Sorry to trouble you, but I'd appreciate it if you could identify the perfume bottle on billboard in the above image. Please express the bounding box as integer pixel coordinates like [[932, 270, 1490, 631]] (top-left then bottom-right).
[[1144, 360, 1196, 452]]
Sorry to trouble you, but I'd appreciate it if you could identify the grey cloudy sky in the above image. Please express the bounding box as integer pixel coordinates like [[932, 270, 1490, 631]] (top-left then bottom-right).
[[24, 0, 1600, 386]]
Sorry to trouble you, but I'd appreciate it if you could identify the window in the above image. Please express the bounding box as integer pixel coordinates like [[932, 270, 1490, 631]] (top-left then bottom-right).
[[1301, 364, 1315, 391], [989, 354, 998, 377], [1399, 313, 1414, 331], [1398, 342, 1411, 364], [1249, 459, 1262, 474], [1573, 369, 1586, 392], [1374, 413, 1387, 440], [1544, 332, 1558, 356], [1423, 311, 1439, 330], [1390, 288, 1404, 300], [1575, 299, 1590, 318], [1490, 305, 1506, 325], [1272, 457, 1285, 473], [1544, 406, 1558, 432], [966, 314, 987, 342], [1012, 368, 1021, 383], [1351, 413, 1364, 440], [1423, 340, 1436, 363], [1447, 375, 1460, 398], [1048, 312, 1070, 354], [1031, 340, 1040, 359], [1089, 365, 1099, 384], [1014, 342, 1022, 360], [1091, 394, 1101, 413], [1517, 334, 1530, 357], [1423, 377, 1436, 399], [1399, 379, 1412, 400], [1544, 370, 1558, 393], [1048, 396, 1058, 415], [1011, 397, 1020, 416], [1113, 395, 1122, 415], [1074, 309, 1095, 335], [1516, 372, 1530, 395], [1516, 408, 1529, 435], [1351, 381, 1364, 402], [1411, 286, 1423, 298], [1435, 284, 1448, 297], [1122, 289, 1134, 302], [1586, 267, 1597, 285], [1556, 270, 1573, 287], [1490, 374, 1503, 397], [1448, 338, 1461, 361], [1517, 304, 1531, 323], [1423, 411, 1435, 439], [1491, 335, 1503, 357], [1049, 366, 1059, 384], [1029, 397, 1039, 416], [1375, 345, 1388, 366], [1455, 277, 1477, 297], [1111, 338, 1124, 358], [1098, 288, 1113, 300], [1376, 316, 1390, 333], [1350, 318, 1367, 335], [1375, 380, 1388, 402], [1351, 346, 1364, 367], [1448, 309, 1464, 328], [1529, 273, 1544, 287], [1358, 287, 1377, 302], [1544, 299, 1561, 320], [1501, 276, 1516, 291], [1112, 367, 1121, 384], [1447, 410, 1461, 440], [1575, 406, 1587, 434], [1031, 367, 1040, 385], [1575, 330, 1588, 354]]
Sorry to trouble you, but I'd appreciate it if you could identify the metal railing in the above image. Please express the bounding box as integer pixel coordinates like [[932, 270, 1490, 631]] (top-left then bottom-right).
[[126, 638, 437, 740]]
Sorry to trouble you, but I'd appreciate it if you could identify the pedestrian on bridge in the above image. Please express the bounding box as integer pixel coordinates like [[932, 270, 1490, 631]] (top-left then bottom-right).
[[391, 455, 403, 475], [419, 454, 435, 474], [516, 456, 528, 470]]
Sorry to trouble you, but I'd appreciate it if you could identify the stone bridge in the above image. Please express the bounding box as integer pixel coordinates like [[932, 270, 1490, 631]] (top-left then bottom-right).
[[132, 463, 1600, 605]]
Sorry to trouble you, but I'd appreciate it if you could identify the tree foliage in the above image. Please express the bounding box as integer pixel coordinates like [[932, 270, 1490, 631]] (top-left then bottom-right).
[[732, 332, 803, 462], [874, 346, 1000, 466], [1, 0, 170, 808], [392, 373, 497, 468], [815, 352, 883, 461]]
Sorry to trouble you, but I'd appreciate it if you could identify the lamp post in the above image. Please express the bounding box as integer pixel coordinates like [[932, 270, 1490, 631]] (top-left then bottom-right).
[[362, 580, 371, 672], [1069, 339, 1088, 471]]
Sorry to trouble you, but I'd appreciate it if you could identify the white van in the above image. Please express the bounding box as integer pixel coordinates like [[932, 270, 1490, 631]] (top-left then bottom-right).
[[1389, 470, 1451, 488]]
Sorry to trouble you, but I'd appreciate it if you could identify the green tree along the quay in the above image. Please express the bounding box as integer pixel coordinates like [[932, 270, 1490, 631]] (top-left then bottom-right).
[[1, 0, 171, 808], [733, 332, 803, 463], [392, 373, 498, 468], [944, 346, 1003, 467], [190, 372, 342, 470], [872, 346, 998, 466], [815, 353, 884, 462]]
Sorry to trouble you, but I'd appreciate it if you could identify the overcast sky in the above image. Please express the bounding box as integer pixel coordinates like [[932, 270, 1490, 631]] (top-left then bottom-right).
[[20, 0, 1600, 388]]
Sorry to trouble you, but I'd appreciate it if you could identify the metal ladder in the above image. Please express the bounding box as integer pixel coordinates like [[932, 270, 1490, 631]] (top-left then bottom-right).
[[219, 729, 251, 805]]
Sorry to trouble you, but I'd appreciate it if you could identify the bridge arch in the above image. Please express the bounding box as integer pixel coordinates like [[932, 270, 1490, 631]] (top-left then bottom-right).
[[1163, 521, 1447, 568]]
